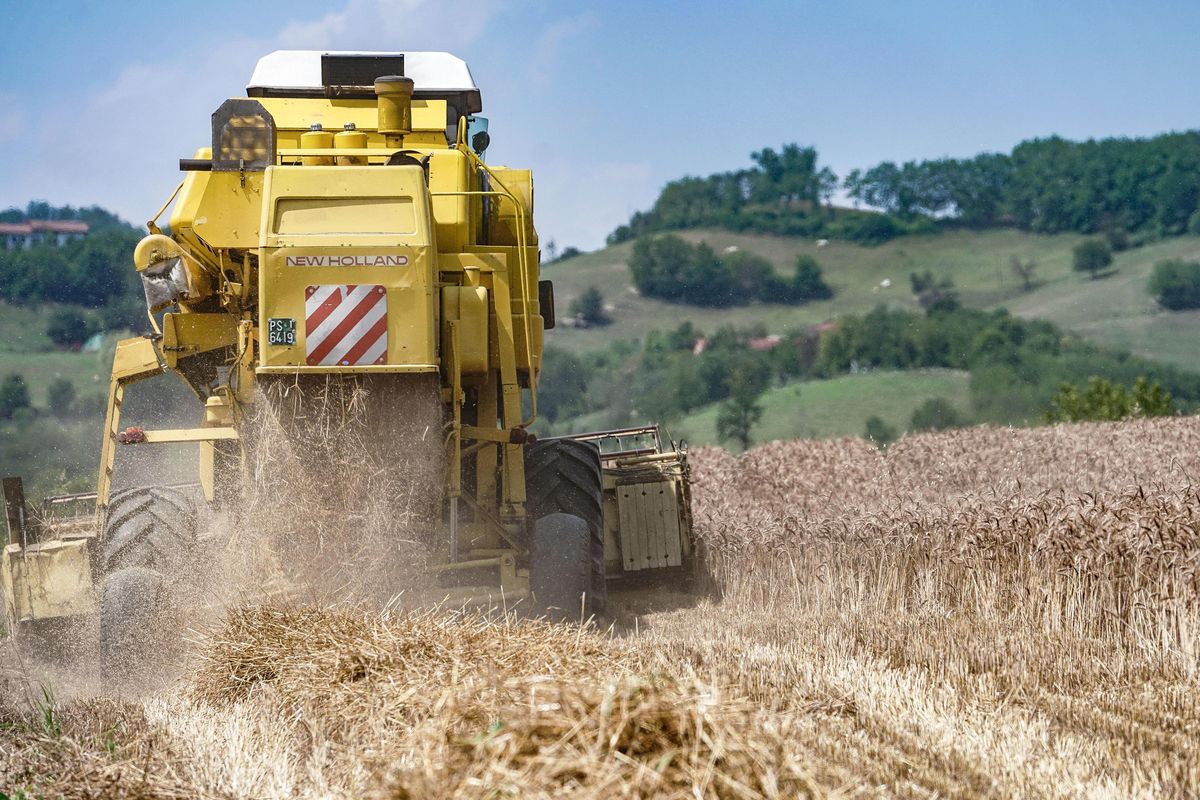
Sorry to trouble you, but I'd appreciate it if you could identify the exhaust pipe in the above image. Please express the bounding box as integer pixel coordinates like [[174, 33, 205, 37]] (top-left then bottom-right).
[[374, 75, 414, 139]]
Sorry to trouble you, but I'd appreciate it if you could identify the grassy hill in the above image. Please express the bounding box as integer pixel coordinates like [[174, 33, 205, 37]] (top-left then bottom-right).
[[545, 229, 1200, 372], [5, 227, 1200, 493], [0, 300, 122, 410], [548, 368, 972, 448], [667, 369, 971, 449]]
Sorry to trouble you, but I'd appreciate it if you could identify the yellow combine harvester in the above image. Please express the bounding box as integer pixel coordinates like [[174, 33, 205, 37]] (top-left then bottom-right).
[[1, 51, 699, 666]]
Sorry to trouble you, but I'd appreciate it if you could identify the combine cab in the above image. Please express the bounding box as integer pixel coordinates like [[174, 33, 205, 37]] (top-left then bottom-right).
[[2, 51, 702, 662]]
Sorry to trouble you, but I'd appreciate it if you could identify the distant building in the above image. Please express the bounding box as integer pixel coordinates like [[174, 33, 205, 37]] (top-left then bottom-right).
[[747, 335, 783, 352], [0, 219, 89, 250]]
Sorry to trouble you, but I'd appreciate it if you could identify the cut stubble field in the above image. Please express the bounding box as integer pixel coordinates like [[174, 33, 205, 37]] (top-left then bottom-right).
[[3, 416, 1200, 797]]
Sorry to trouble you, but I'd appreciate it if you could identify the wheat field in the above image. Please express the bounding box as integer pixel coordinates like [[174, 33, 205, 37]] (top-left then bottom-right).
[[3, 417, 1200, 798]]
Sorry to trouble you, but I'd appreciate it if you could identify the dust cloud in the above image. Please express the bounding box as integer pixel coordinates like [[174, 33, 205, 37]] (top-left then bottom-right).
[[3, 373, 449, 697]]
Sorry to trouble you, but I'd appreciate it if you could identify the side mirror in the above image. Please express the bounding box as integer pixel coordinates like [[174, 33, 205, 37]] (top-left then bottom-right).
[[539, 280, 555, 330], [467, 116, 490, 155]]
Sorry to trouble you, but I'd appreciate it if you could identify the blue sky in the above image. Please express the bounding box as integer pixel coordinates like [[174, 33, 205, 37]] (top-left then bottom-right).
[[2, 0, 1199, 249]]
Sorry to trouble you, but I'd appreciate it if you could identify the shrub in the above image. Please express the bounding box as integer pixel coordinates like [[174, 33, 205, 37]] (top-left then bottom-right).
[[0, 374, 32, 420], [46, 308, 95, 347], [864, 415, 897, 446], [1044, 377, 1173, 422], [839, 213, 901, 245], [1072, 239, 1113, 278], [630, 236, 830, 308], [1148, 259, 1200, 310], [791, 255, 832, 300], [629, 235, 744, 307], [722, 250, 780, 303], [910, 397, 964, 432], [568, 286, 610, 326], [909, 270, 959, 313]]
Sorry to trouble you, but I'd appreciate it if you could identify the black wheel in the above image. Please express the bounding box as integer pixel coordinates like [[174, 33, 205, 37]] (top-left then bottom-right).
[[529, 513, 593, 620], [98, 487, 198, 680], [525, 438, 606, 612], [99, 567, 172, 681], [101, 486, 198, 573]]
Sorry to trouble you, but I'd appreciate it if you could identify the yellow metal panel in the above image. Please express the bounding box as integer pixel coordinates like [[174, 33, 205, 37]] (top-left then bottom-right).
[[111, 336, 165, 381], [2, 539, 96, 623], [260, 165, 430, 247], [258, 165, 437, 370], [161, 313, 239, 369], [485, 168, 537, 246], [171, 170, 264, 251], [274, 197, 416, 235], [441, 286, 489, 374], [140, 427, 239, 443], [255, 97, 448, 134], [427, 149, 471, 251], [513, 314, 545, 373]]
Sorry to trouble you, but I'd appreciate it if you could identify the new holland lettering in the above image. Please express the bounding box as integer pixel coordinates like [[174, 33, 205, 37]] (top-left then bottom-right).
[[286, 255, 410, 267]]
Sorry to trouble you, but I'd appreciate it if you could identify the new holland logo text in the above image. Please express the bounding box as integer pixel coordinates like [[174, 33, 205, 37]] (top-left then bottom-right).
[[286, 255, 409, 267]]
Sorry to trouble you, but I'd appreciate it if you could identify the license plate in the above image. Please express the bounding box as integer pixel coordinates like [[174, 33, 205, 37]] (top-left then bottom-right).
[[267, 317, 296, 346]]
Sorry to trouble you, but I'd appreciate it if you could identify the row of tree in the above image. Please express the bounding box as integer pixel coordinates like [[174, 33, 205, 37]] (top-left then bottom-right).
[[0, 203, 147, 333], [609, 145, 919, 245], [539, 301, 1200, 441], [628, 234, 832, 307], [611, 131, 1200, 245], [0, 227, 142, 309], [0, 201, 132, 231]]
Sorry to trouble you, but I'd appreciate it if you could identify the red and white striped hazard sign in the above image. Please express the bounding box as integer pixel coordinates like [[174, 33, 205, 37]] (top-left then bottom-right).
[[304, 285, 388, 366]]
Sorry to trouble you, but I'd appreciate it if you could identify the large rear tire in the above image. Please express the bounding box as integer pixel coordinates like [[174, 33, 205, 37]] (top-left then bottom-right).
[[525, 438, 606, 613], [99, 566, 172, 682], [529, 513, 593, 621], [101, 486, 198, 573], [98, 487, 198, 679]]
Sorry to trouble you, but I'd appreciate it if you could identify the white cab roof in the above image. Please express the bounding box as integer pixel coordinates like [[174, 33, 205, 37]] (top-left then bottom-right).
[[247, 50, 481, 111]]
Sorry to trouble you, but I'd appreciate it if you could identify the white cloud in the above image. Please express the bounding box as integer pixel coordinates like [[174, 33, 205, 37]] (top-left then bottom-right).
[[526, 13, 597, 84]]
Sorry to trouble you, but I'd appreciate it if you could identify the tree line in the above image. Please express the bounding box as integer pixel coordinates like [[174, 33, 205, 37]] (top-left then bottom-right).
[[629, 234, 831, 307], [538, 303, 1200, 439], [0, 201, 132, 231], [0, 204, 146, 334], [610, 131, 1200, 245]]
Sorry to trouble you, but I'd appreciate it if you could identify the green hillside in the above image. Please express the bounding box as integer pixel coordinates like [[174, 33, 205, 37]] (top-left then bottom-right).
[[0, 301, 123, 410], [669, 369, 971, 449], [545, 229, 1200, 372]]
